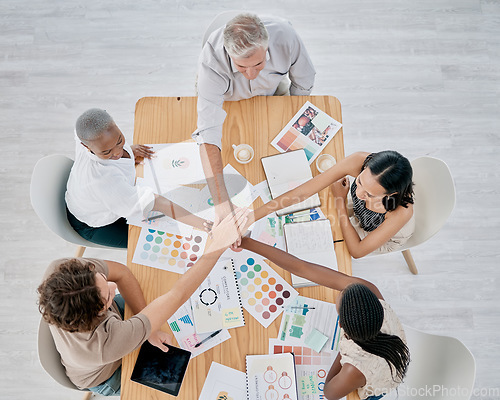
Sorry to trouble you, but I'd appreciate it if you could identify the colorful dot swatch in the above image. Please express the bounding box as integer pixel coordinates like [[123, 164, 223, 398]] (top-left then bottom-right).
[[233, 253, 298, 328], [132, 227, 207, 274]]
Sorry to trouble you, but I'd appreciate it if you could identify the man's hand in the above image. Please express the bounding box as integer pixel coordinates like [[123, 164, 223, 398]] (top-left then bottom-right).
[[131, 144, 155, 164], [148, 330, 173, 352]]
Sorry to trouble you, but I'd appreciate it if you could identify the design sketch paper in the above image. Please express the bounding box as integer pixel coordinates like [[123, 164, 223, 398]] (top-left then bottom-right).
[[278, 296, 338, 351], [196, 164, 258, 221], [246, 353, 298, 400], [271, 101, 342, 164], [127, 178, 200, 237], [199, 362, 246, 400], [132, 228, 207, 274], [167, 303, 231, 358], [144, 142, 206, 188], [232, 253, 298, 328], [190, 259, 245, 334]]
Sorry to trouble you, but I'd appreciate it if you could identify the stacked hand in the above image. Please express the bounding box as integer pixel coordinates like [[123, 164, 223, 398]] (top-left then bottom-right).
[[206, 207, 250, 252]]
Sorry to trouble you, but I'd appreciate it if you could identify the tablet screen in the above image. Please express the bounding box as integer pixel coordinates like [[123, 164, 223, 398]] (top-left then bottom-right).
[[130, 341, 191, 396]]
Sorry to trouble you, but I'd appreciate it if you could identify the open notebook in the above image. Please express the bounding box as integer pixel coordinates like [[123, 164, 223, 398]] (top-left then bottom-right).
[[261, 150, 321, 216], [284, 219, 338, 287]]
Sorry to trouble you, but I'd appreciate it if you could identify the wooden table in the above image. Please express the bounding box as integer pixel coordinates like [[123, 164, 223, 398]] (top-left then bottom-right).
[[122, 96, 353, 400]]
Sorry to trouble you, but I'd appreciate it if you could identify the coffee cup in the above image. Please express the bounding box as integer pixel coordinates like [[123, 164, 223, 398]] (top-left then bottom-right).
[[316, 153, 336, 173], [232, 144, 254, 164]]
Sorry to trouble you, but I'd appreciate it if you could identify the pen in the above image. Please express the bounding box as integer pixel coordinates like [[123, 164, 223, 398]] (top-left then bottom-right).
[[194, 329, 222, 348], [143, 213, 166, 222], [290, 306, 315, 310], [333, 239, 344, 243], [332, 315, 339, 350]]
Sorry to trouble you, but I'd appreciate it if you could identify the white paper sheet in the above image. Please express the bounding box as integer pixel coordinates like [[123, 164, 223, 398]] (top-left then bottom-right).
[[199, 362, 246, 400]]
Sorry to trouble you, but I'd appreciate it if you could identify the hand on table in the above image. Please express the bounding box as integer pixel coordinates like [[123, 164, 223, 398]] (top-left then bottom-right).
[[148, 330, 173, 352], [330, 177, 350, 199], [131, 144, 155, 164]]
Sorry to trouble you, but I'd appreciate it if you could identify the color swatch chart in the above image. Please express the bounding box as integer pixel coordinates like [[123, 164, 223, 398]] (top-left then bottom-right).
[[269, 339, 341, 400], [132, 227, 207, 274], [268, 339, 337, 367], [233, 252, 298, 328]]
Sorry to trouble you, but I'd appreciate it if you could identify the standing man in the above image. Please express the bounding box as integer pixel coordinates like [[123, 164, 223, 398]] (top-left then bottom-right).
[[193, 13, 316, 223]]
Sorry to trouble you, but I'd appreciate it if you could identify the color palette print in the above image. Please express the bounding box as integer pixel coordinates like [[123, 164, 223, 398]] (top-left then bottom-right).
[[132, 227, 207, 274], [232, 251, 298, 328]]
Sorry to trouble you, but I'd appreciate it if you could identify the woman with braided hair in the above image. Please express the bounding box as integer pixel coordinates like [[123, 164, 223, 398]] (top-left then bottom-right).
[[240, 237, 410, 400]]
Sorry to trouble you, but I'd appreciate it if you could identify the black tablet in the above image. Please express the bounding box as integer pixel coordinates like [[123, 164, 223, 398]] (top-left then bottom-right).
[[130, 341, 191, 396]]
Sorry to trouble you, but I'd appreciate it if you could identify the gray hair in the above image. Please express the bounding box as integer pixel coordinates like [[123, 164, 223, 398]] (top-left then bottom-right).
[[223, 13, 269, 59], [75, 108, 114, 142]]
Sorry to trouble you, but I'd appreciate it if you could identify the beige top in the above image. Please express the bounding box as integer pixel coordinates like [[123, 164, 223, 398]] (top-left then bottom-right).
[[339, 300, 407, 399], [43, 258, 152, 389]]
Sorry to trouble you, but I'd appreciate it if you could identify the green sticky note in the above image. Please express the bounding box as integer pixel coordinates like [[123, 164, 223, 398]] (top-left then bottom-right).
[[304, 328, 329, 353]]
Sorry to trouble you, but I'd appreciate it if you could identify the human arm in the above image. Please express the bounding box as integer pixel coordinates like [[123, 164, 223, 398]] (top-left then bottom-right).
[[151, 194, 210, 231], [199, 143, 236, 224], [252, 152, 368, 223], [139, 208, 249, 333], [285, 22, 316, 95], [239, 237, 383, 299], [331, 178, 414, 258], [131, 144, 155, 164], [323, 353, 366, 400], [104, 260, 171, 349]]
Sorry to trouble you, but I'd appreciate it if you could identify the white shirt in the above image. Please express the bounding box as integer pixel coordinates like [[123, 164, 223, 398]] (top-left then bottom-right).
[[65, 136, 155, 227], [193, 16, 316, 149], [339, 300, 407, 399]]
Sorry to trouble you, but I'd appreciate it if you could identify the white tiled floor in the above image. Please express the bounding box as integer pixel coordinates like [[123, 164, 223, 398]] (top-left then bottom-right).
[[1, 0, 499, 399]]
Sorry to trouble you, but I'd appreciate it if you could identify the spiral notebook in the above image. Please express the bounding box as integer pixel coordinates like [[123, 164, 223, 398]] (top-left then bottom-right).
[[190, 259, 245, 334], [261, 149, 321, 216], [246, 353, 298, 400], [284, 219, 338, 288]]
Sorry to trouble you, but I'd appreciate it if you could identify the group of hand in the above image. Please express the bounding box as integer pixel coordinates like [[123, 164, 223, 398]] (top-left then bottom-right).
[[205, 206, 254, 253]]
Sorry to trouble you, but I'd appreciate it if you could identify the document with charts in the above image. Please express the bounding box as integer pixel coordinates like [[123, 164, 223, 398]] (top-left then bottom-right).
[[278, 296, 338, 353], [190, 259, 245, 334]]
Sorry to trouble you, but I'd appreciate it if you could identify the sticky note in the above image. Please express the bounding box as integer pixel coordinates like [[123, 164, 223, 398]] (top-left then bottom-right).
[[304, 328, 329, 353]]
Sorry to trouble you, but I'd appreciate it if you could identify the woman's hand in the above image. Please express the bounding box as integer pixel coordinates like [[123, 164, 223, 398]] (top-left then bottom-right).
[[203, 220, 214, 234], [131, 144, 155, 164], [330, 177, 350, 199], [206, 208, 250, 252], [148, 330, 173, 352]]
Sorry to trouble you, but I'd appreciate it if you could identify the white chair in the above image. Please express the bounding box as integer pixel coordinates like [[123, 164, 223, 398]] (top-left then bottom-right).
[[201, 10, 242, 48], [38, 318, 92, 400], [397, 157, 456, 274], [385, 324, 476, 400], [30, 154, 110, 257]]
